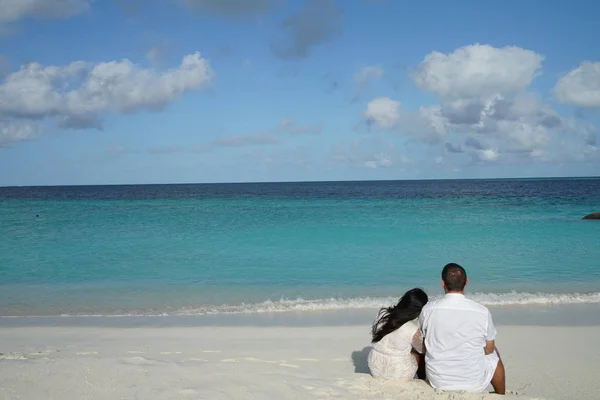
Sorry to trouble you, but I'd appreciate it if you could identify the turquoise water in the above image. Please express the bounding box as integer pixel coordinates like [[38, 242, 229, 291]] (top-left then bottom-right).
[[1, 179, 599, 316]]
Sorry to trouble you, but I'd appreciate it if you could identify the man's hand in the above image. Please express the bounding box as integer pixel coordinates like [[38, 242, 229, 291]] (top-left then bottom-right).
[[484, 340, 495, 355]]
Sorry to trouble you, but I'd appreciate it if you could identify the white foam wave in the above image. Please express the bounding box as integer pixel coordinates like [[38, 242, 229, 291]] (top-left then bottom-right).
[[3, 291, 600, 318], [176, 291, 600, 316]]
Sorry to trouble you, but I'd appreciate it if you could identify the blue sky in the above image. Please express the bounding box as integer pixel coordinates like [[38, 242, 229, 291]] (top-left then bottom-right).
[[0, 0, 599, 186]]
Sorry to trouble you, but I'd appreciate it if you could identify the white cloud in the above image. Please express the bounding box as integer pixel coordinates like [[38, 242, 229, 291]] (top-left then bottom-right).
[[412, 44, 544, 99], [364, 153, 392, 169], [554, 62, 600, 108], [410, 44, 593, 163], [362, 99, 447, 143], [0, 119, 41, 146], [410, 106, 448, 143], [362, 44, 598, 166], [0, 52, 213, 145], [475, 148, 500, 162], [355, 66, 383, 85], [0, 0, 90, 23], [438, 94, 572, 162], [448, 93, 558, 155], [364, 97, 400, 130]]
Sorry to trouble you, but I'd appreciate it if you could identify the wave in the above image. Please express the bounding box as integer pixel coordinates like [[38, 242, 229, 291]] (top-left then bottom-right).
[[1, 291, 599, 318], [171, 291, 600, 316], [2, 291, 596, 318]]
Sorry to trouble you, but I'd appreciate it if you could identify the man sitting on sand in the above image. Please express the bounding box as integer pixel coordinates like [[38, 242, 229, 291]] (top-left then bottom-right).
[[419, 263, 506, 394]]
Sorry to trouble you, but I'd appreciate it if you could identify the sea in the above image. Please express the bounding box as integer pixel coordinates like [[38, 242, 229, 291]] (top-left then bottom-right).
[[1, 178, 599, 318]]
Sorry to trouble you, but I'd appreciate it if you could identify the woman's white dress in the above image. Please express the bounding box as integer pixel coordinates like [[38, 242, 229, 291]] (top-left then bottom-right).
[[368, 319, 424, 381]]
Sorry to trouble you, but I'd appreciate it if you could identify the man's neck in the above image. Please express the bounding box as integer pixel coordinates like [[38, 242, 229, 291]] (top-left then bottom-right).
[[445, 291, 465, 295]]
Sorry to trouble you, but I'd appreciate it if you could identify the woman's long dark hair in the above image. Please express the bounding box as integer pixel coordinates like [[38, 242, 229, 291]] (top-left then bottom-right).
[[371, 288, 428, 343]]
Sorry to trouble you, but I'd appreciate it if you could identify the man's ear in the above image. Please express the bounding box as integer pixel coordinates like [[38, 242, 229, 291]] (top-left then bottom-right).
[[465, 278, 469, 287], [441, 280, 446, 290]]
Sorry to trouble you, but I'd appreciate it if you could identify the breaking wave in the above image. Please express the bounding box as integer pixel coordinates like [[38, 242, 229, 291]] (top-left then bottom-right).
[[9, 291, 595, 317], [167, 291, 600, 316]]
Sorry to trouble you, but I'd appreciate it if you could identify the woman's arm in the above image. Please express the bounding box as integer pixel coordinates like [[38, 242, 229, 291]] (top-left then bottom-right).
[[411, 328, 425, 354]]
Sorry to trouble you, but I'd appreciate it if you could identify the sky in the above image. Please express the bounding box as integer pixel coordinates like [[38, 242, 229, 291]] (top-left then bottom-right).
[[0, 0, 599, 186]]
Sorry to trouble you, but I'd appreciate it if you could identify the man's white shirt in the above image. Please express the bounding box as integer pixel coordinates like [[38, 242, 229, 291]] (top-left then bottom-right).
[[419, 293, 498, 392]]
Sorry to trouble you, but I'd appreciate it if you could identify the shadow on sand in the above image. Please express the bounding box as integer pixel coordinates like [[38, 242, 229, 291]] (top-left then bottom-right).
[[351, 346, 372, 374]]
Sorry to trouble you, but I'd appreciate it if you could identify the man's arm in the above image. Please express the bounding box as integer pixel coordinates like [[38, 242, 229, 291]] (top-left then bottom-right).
[[484, 310, 497, 355]]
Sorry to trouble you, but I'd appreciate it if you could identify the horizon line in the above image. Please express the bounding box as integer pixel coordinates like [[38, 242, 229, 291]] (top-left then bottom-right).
[[1, 175, 599, 189]]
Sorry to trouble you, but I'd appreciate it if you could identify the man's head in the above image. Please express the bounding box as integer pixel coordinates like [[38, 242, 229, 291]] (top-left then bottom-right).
[[441, 263, 468, 293]]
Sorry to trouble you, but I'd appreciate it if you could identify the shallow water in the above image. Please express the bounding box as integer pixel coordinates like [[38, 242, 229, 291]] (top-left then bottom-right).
[[1, 178, 599, 316]]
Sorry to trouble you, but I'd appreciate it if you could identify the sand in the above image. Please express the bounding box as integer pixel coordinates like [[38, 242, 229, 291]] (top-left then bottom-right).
[[0, 323, 598, 400]]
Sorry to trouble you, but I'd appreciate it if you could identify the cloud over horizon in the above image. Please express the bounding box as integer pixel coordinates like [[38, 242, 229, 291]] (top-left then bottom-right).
[[0, 52, 213, 146], [554, 62, 600, 108], [363, 44, 598, 166]]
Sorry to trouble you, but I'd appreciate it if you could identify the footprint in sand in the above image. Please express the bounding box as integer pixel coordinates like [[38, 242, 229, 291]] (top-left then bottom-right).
[[220, 358, 239, 363], [75, 351, 99, 355]]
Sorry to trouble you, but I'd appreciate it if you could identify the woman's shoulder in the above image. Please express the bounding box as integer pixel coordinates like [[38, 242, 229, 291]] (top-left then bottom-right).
[[406, 318, 420, 329], [404, 319, 422, 335], [396, 318, 419, 334]]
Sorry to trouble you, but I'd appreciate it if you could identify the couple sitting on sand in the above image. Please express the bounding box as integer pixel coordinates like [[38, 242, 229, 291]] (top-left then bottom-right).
[[368, 263, 506, 395]]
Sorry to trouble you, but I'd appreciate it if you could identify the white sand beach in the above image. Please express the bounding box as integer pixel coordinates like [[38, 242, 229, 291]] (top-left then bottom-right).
[[1, 321, 598, 400]]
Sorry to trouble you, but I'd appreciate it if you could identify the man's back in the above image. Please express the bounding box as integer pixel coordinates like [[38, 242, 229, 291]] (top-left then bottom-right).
[[419, 293, 497, 392]]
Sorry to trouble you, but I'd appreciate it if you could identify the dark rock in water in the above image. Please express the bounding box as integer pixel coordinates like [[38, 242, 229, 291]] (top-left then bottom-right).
[[582, 212, 600, 220]]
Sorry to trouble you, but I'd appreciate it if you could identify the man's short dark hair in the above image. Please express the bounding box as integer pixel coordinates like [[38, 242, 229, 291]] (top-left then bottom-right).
[[442, 263, 467, 292]]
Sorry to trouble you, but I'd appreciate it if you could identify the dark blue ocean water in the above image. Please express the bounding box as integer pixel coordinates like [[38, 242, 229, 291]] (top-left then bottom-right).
[[1, 178, 599, 316]]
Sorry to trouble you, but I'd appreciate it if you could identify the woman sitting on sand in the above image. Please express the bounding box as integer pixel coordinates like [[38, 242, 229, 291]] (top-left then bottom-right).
[[368, 288, 428, 381]]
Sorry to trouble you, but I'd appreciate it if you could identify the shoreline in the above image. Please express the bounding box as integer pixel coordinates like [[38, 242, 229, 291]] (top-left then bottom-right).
[[2, 289, 600, 321], [2, 303, 600, 328]]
